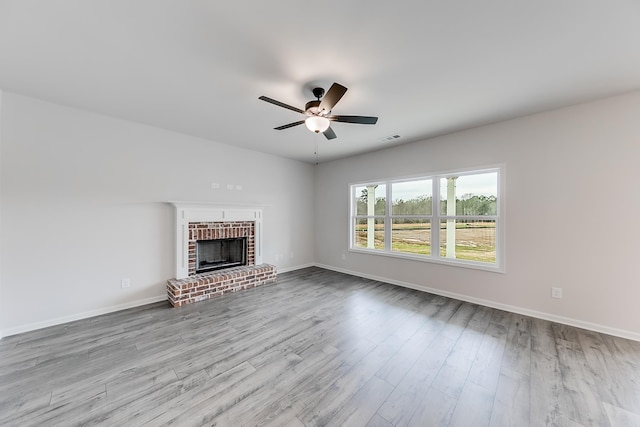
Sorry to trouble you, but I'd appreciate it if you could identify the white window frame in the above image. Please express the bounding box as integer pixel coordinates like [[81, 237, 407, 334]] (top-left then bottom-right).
[[349, 165, 505, 273]]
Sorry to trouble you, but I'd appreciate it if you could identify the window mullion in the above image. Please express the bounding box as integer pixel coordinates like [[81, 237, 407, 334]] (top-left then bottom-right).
[[385, 183, 392, 251], [432, 177, 440, 259]]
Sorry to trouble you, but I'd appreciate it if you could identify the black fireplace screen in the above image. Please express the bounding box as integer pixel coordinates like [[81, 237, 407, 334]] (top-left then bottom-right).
[[196, 237, 247, 273]]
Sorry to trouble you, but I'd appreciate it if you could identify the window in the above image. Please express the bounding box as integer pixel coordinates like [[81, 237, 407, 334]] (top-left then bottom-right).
[[353, 184, 386, 250], [350, 167, 503, 271]]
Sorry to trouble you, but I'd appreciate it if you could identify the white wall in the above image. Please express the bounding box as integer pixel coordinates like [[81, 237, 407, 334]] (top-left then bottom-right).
[[0, 90, 3, 339], [315, 91, 640, 340], [0, 93, 315, 336]]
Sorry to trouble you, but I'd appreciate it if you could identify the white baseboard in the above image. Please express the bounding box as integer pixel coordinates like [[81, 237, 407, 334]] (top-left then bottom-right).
[[276, 263, 316, 274], [0, 295, 167, 339], [314, 263, 640, 343]]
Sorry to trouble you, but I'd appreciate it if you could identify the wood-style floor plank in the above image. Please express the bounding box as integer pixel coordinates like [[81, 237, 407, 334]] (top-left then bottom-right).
[[1, 267, 639, 426], [406, 387, 456, 427]]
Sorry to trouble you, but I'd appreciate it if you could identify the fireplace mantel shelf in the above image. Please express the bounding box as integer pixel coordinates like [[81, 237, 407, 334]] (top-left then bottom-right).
[[169, 201, 272, 209]]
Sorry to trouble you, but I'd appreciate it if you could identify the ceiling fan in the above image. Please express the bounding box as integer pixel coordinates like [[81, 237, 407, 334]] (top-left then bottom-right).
[[258, 82, 378, 140]]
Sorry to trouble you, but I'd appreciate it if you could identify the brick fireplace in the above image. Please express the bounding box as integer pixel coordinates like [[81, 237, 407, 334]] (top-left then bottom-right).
[[167, 203, 276, 307], [187, 221, 254, 275]]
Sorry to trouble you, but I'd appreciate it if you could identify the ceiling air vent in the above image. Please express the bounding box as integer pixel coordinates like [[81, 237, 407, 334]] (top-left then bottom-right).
[[377, 134, 401, 143]]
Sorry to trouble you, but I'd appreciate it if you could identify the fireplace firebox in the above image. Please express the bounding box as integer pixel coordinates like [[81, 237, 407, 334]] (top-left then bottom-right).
[[196, 237, 247, 273]]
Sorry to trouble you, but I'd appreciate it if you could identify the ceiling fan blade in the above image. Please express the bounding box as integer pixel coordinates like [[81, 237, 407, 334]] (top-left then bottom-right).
[[323, 126, 337, 140], [318, 83, 347, 114], [259, 96, 304, 114], [328, 115, 378, 125], [274, 120, 305, 130]]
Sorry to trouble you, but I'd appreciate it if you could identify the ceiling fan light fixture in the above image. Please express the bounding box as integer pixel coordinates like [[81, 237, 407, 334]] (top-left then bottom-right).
[[305, 116, 330, 133]]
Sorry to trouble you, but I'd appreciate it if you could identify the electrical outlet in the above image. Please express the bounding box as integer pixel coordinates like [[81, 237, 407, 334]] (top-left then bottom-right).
[[551, 287, 562, 299], [121, 278, 131, 289], [211, 183, 219, 189], [341, 253, 346, 260]]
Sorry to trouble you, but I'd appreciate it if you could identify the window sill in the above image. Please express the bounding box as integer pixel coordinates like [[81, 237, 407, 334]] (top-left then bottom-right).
[[348, 247, 505, 273]]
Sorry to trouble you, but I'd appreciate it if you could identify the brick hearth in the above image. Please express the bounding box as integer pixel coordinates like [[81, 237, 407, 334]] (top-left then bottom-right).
[[167, 264, 276, 307]]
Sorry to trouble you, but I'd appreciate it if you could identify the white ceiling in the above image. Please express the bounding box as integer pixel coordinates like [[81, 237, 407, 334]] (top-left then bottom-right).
[[1, 1, 639, 163]]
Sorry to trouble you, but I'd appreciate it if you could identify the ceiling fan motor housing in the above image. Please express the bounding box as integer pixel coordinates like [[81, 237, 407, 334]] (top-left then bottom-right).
[[305, 100, 321, 115]]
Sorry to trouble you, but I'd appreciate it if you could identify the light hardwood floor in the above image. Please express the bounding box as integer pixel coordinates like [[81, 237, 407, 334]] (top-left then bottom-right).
[[1, 267, 639, 426]]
